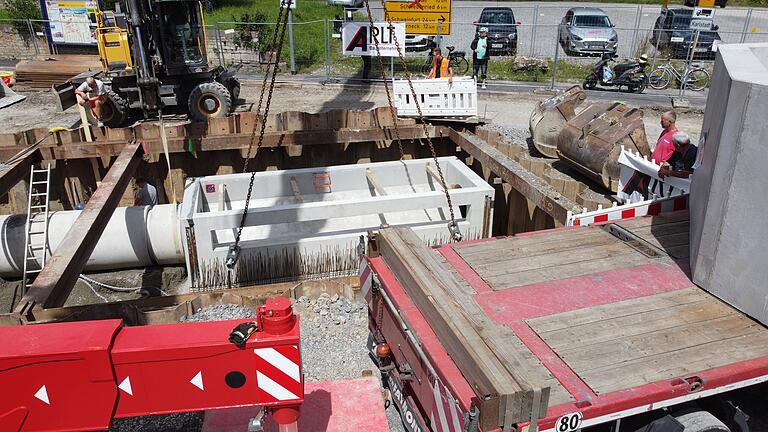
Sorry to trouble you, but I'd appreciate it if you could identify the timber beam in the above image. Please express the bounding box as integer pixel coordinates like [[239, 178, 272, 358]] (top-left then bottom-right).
[[0, 125, 435, 161], [15, 141, 143, 314], [445, 127, 580, 224], [0, 149, 39, 199]]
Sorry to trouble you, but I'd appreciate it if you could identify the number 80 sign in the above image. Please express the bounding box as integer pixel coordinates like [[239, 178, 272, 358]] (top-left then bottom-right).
[[555, 412, 583, 432]]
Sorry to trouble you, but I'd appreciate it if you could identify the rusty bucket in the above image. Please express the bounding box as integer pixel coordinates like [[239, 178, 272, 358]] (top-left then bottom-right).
[[529, 85, 587, 158], [557, 102, 651, 192]]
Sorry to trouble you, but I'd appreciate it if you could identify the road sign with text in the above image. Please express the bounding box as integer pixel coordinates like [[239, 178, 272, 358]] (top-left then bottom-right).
[[342, 22, 406, 57], [385, 0, 451, 35]]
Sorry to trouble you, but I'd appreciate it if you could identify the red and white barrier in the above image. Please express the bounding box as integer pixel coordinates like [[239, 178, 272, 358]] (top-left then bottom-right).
[[567, 195, 689, 227]]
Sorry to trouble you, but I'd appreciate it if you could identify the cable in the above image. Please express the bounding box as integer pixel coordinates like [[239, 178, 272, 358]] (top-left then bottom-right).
[[79, 274, 142, 292], [79, 276, 109, 302]]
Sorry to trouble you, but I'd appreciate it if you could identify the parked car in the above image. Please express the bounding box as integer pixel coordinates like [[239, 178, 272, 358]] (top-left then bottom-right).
[[405, 35, 436, 52], [650, 8, 722, 60], [327, 0, 363, 8], [559, 7, 618, 56], [474, 7, 519, 56]]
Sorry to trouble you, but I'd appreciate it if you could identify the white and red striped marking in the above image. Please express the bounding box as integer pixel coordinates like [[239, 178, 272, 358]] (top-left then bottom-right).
[[429, 377, 465, 432], [568, 195, 688, 227], [253, 346, 302, 402], [359, 258, 374, 308]]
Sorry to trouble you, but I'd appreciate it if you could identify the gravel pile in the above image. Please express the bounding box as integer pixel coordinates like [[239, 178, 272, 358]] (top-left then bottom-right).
[[293, 293, 370, 382], [110, 413, 203, 432], [482, 123, 531, 148], [179, 304, 257, 322]]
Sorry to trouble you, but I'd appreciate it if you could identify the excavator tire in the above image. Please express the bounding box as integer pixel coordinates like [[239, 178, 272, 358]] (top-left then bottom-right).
[[101, 90, 130, 128], [188, 81, 232, 122]]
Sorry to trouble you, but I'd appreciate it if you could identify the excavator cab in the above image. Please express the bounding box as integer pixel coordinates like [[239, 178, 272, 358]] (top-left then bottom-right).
[[94, 10, 133, 74], [156, 0, 209, 76]]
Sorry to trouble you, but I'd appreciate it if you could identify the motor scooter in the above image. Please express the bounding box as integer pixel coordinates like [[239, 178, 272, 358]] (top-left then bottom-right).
[[583, 51, 648, 94]]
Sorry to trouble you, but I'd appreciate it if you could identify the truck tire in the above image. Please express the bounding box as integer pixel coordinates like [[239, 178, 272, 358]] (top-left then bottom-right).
[[188, 81, 232, 122], [229, 78, 241, 102], [675, 411, 730, 432], [101, 90, 130, 128]]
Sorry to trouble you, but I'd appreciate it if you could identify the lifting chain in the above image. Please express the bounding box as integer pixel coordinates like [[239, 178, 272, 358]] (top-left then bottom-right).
[[364, 0, 461, 242], [363, 0, 406, 160], [226, 0, 293, 270]]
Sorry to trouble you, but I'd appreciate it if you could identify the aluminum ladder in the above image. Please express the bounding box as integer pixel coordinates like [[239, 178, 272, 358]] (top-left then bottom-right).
[[21, 164, 51, 293]]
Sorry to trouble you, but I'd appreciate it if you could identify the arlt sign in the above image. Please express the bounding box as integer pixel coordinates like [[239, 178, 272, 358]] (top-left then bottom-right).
[[341, 22, 406, 57]]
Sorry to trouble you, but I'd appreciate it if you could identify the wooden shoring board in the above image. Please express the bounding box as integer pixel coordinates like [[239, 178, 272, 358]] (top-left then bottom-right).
[[0, 149, 38, 199], [15, 141, 143, 313], [527, 287, 768, 394], [378, 227, 550, 430], [446, 127, 579, 224], [0, 125, 437, 161], [615, 216, 690, 259]]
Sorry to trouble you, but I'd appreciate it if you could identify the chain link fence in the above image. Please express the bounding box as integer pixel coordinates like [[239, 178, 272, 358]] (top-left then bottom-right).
[[1, 5, 767, 91]]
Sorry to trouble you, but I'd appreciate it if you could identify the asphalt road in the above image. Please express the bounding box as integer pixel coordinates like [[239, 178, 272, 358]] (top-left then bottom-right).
[[369, 1, 768, 61]]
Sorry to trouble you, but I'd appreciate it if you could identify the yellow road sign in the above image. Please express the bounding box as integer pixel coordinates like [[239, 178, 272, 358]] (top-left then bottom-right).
[[385, 0, 452, 35], [385, 11, 451, 35], [385, 0, 451, 14]]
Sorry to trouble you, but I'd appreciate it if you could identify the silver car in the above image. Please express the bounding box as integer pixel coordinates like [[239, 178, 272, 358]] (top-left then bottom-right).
[[559, 7, 618, 56], [327, 0, 363, 7]]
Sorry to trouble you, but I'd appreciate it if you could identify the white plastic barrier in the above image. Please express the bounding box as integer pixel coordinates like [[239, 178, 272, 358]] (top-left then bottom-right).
[[393, 77, 477, 118], [617, 147, 690, 203]]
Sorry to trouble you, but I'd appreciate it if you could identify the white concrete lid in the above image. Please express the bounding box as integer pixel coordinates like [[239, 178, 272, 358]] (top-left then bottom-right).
[[718, 42, 768, 86]]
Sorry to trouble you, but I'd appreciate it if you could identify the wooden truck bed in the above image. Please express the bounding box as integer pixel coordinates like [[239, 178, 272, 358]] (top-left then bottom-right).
[[367, 211, 768, 432]]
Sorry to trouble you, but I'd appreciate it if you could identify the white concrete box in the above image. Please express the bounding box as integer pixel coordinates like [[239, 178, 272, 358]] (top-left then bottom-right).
[[393, 77, 478, 117], [181, 157, 494, 289], [689, 43, 768, 325]]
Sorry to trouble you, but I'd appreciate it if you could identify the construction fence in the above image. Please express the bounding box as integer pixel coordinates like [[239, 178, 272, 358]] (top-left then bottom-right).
[[2, 4, 767, 90]]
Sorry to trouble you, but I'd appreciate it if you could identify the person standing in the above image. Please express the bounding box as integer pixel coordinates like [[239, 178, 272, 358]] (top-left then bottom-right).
[[427, 47, 453, 84], [75, 76, 108, 121], [471, 27, 491, 89], [652, 111, 678, 164], [659, 132, 697, 179]]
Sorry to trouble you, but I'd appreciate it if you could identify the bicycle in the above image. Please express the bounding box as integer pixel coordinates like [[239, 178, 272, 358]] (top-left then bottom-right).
[[420, 46, 470, 76], [648, 60, 710, 91]]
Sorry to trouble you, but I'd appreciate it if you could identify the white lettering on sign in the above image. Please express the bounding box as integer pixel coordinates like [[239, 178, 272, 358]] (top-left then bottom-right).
[[387, 373, 424, 432], [690, 19, 713, 31], [341, 22, 406, 57], [34, 385, 50, 405]]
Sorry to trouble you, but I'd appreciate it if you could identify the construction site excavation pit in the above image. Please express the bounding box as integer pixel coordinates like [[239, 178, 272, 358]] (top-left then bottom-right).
[[181, 157, 495, 289]]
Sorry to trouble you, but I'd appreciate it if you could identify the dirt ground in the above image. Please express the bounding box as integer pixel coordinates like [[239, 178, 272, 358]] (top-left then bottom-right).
[[0, 82, 704, 143]]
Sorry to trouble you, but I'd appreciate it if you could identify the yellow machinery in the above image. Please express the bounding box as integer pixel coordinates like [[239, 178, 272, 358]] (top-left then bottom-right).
[[94, 11, 133, 73]]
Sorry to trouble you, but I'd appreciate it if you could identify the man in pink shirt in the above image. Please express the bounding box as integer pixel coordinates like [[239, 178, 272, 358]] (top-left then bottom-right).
[[652, 111, 678, 163]]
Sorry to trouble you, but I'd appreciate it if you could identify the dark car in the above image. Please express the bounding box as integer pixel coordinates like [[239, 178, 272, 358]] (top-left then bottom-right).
[[475, 7, 519, 56], [650, 8, 722, 60]]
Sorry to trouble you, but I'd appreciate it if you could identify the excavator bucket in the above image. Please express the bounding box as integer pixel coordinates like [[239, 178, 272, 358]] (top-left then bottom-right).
[[529, 85, 587, 158], [557, 101, 651, 192]]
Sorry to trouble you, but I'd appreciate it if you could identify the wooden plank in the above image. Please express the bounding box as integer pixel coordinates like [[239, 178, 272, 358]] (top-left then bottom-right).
[[15, 141, 143, 313], [615, 211, 690, 229], [447, 128, 579, 224], [0, 149, 38, 199], [535, 298, 736, 349], [484, 250, 650, 290], [528, 287, 708, 333], [365, 168, 387, 196], [0, 125, 437, 161], [471, 240, 638, 279], [580, 328, 768, 394], [289, 176, 303, 203], [378, 227, 531, 430], [561, 314, 759, 373]]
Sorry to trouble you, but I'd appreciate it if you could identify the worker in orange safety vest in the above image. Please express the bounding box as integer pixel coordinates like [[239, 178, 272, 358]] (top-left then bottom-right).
[[427, 47, 453, 84]]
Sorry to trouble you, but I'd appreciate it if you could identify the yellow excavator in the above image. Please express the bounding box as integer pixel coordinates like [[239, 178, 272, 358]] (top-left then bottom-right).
[[56, 0, 241, 127]]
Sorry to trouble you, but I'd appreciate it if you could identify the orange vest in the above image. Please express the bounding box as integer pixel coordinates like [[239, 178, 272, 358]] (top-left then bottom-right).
[[430, 57, 450, 78]]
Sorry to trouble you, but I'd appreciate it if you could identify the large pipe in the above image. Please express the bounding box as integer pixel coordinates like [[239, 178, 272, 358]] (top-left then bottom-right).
[[0, 204, 184, 278]]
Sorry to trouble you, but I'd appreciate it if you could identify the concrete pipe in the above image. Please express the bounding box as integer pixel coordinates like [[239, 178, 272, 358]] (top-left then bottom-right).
[[0, 204, 184, 278]]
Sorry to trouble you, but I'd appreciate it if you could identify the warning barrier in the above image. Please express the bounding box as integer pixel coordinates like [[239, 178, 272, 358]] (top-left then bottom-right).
[[393, 77, 478, 118], [567, 195, 689, 227]]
